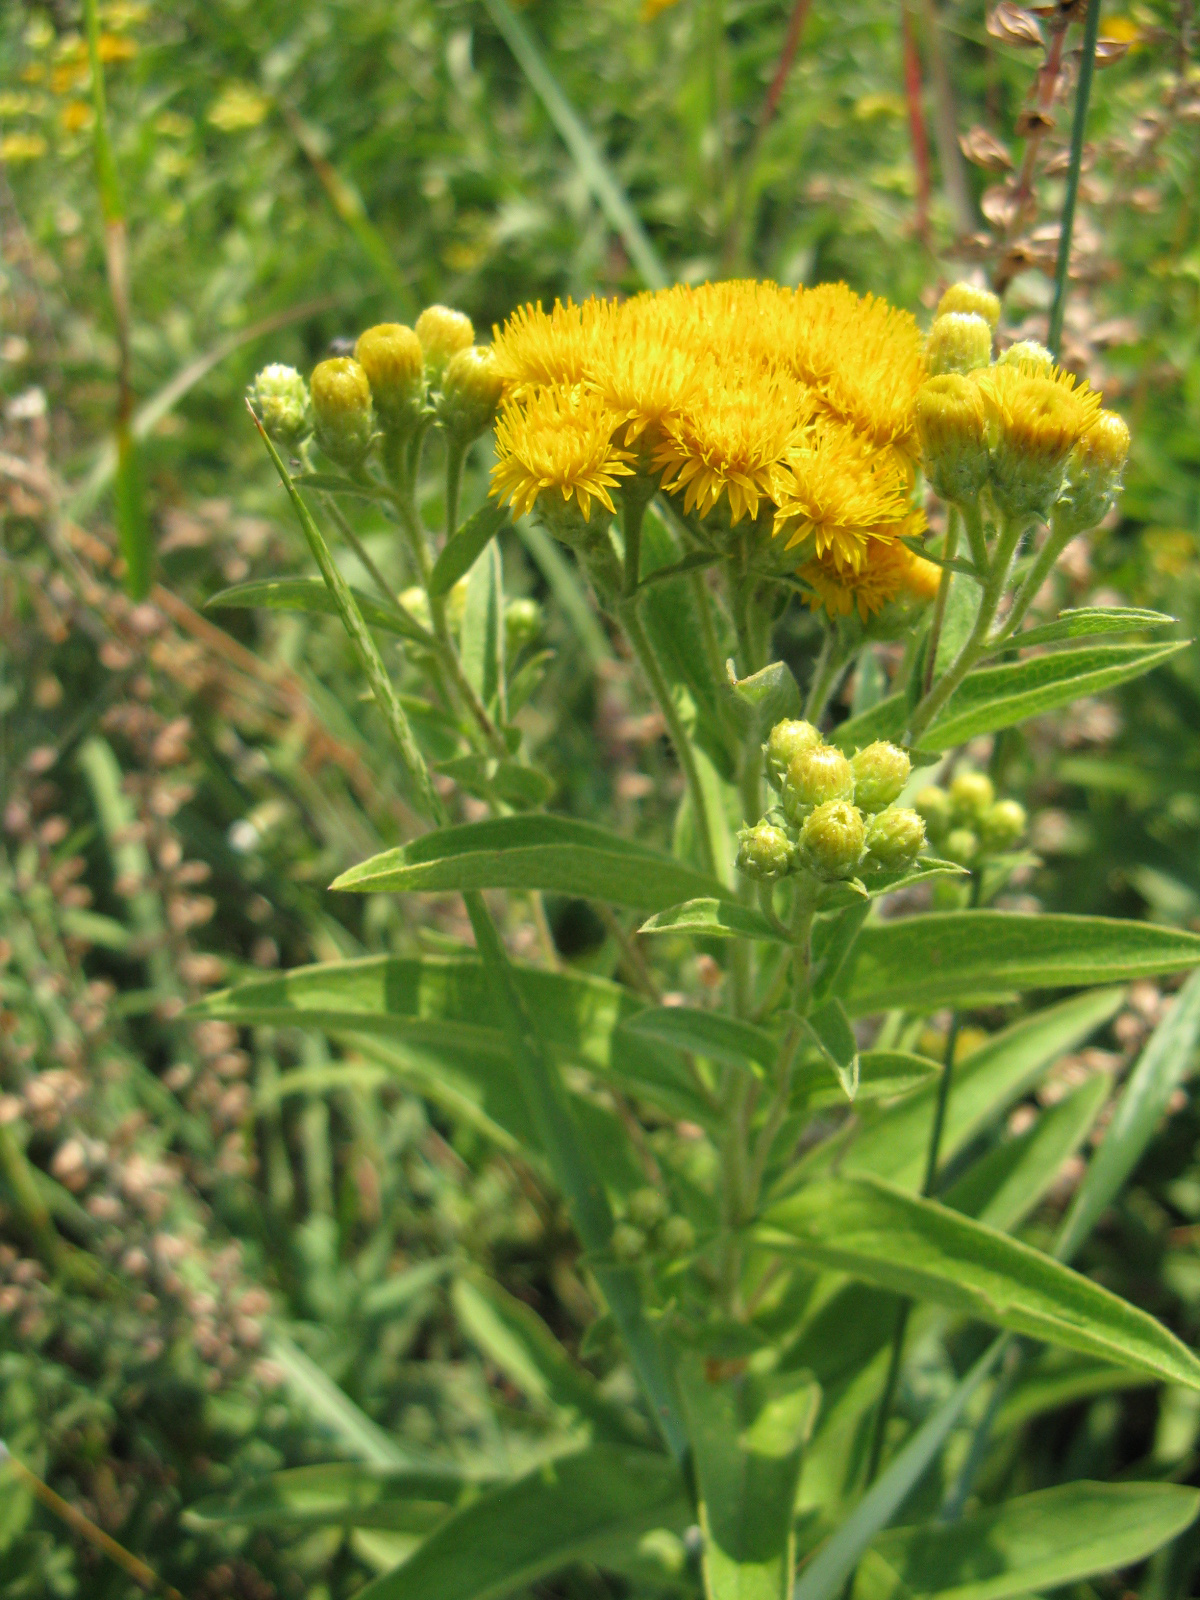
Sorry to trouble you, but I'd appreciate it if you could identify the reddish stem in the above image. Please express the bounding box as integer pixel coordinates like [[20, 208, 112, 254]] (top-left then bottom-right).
[[760, 0, 814, 132], [902, 3, 932, 244]]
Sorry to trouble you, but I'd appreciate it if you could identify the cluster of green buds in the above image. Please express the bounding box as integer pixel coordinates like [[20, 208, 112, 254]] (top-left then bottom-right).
[[610, 1187, 696, 1262], [736, 720, 927, 887], [247, 302, 505, 472], [914, 768, 1026, 870], [916, 282, 1130, 532]]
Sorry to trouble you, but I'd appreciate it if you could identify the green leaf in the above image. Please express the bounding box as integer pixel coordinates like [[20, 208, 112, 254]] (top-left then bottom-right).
[[836, 913, 1200, 1016], [622, 1006, 778, 1074], [943, 1074, 1109, 1233], [330, 816, 733, 911], [680, 1356, 820, 1600], [722, 660, 804, 740], [267, 1335, 411, 1467], [804, 997, 859, 1100], [993, 1351, 1153, 1433], [1000, 604, 1176, 652], [836, 988, 1125, 1190], [923, 640, 1190, 750], [186, 1463, 481, 1532], [435, 754, 554, 809], [867, 1481, 1200, 1600], [1057, 967, 1200, 1263], [835, 1052, 938, 1101], [758, 1174, 1200, 1390], [828, 696, 908, 752], [639, 897, 788, 943], [352, 1444, 688, 1600], [462, 541, 505, 715], [430, 503, 509, 596], [206, 576, 429, 644], [293, 470, 391, 499], [864, 859, 969, 897]]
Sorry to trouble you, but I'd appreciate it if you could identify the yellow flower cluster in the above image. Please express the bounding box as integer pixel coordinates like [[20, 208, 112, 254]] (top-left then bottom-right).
[[489, 280, 929, 618]]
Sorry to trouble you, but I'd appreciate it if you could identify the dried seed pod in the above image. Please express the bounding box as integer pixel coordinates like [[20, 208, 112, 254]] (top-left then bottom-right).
[[959, 125, 1014, 173], [987, 3, 1044, 47]]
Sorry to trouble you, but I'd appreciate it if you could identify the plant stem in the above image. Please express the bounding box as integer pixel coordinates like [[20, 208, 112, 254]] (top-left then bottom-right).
[[923, 507, 960, 695], [990, 510, 1073, 648], [804, 627, 844, 725], [1047, 0, 1104, 358], [445, 437, 466, 542], [961, 496, 988, 572], [319, 491, 396, 606]]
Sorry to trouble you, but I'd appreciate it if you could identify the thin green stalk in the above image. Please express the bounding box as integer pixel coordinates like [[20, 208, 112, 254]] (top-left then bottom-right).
[[961, 497, 987, 572], [990, 512, 1074, 649], [804, 630, 843, 725], [319, 491, 396, 606], [445, 438, 466, 542], [923, 507, 960, 695], [618, 598, 722, 881], [1047, 0, 1104, 358]]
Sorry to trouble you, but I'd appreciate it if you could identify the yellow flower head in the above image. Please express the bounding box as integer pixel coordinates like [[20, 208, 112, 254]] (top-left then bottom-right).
[[974, 359, 1102, 518], [491, 299, 611, 395], [799, 536, 923, 622], [916, 374, 990, 504], [490, 385, 634, 523], [772, 419, 915, 572]]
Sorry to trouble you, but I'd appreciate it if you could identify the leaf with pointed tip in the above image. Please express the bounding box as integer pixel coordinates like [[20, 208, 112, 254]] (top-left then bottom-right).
[[999, 604, 1175, 653], [621, 1006, 777, 1074], [803, 997, 859, 1100], [430, 503, 509, 596], [639, 897, 787, 943], [722, 659, 804, 739], [435, 754, 554, 809], [185, 1463, 484, 1533], [206, 577, 429, 644]]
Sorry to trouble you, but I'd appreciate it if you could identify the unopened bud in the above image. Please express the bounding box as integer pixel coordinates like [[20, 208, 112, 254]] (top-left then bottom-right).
[[249, 364, 309, 446], [783, 745, 854, 822], [310, 357, 374, 469], [926, 313, 992, 377], [765, 719, 822, 789], [976, 366, 1091, 520], [628, 1186, 669, 1230], [864, 806, 926, 872], [915, 784, 953, 841], [800, 800, 865, 881], [937, 282, 1001, 328], [416, 305, 475, 381], [916, 375, 990, 504], [504, 596, 542, 658], [736, 821, 795, 882], [354, 324, 425, 430], [851, 741, 911, 813], [611, 1222, 646, 1262], [997, 340, 1054, 375], [978, 797, 1027, 851], [949, 770, 995, 822], [437, 345, 504, 440], [944, 827, 979, 867], [1057, 409, 1131, 534], [659, 1215, 696, 1256]]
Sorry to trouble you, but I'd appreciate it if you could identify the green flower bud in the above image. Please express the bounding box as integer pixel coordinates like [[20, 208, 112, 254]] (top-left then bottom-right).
[[437, 346, 504, 440], [863, 806, 926, 872], [978, 797, 1027, 852], [943, 826, 979, 867], [1055, 409, 1131, 534], [783, 745, 855, 823], [736, 821, 795, 883], [310, 357, 374, 469], [851, 741, 912, 813], [916, 375, 990, 504], [628, 1186, 669, 1231], [611, 1222, 646, 1262], [800, 800, 865, 881], [997, 340, 1054, 375], [659, 1215, 696, 1257], [915, 784, 953, 842], [926, 312, 993, 377], [249, 363, 310, 446], [937, 282, 1001, 328], [949, 770, 995, 823], [765, 719, 822, 789], [354, 323, 425, 429], [415, 304, 475, 381], [504, 596, 542, 659]]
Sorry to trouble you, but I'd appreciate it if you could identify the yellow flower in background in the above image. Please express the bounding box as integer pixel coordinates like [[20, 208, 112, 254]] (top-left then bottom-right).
[[0, 133, 47, 162], [60, 101, 94, 134], [772, 419, 915, 572], [642, 0, 684, 17], [207, 83, 271, 133], [491, 385, 634, 522]]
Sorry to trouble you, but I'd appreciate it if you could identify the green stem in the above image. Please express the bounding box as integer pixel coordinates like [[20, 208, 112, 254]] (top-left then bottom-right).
[[319, 491, 396, 606], [961, 496, 988, 572], [1047, 0, 1103, 358], [923, 507, 960, 696], [804, 628, 843, 725], [989, 511, 1073, 649], [445, 437, 466, 542]]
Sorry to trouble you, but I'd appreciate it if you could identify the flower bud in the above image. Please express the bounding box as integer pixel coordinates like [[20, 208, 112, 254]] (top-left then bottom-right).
[[416, 304, 475, 381], [1056, 409, 1130, 534], [611, 1222, 646, 1262], [765, 719, 822, 789], [437, 345, 504, 440], [863, 806, 926, 872], [782, 745, 854, 822], [916, 375, 990, 504], [978, 797, 1027, 852], [504, 596, 542, 659], [354, 324, 425, 430], [949, 770, 995, 822], [937, 282, 1001, 328], [799, 800, 865, 881], [310, 357, 374, 469], [975, 365, 1095, 521], [249, 363, 309, 446], [736, 821, 795, 882], [628, 1186, 669, 1231], [659, 1215, 696, 1256], [997, 340, 1054, 375], [944, 827, 979, 867], [851, 741, 911, 813], [926, 312, 993, 377], [915, 784, 953, 841]]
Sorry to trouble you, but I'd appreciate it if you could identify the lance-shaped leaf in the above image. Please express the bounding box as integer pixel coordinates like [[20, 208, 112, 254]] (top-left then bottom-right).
[[186, 1463, 488, 1533], [866, 1480, 1200, 1600], [836, 912, 1200, 1016], [803, 997, 859, 1101], [430, 503, 509, 596], [680, 1356, 820, 1600], [330, 815, 733, 911], [622, 1006, 777, 1074], [639, 897, 787, 943], [206, 576, 430, 644], [352, 1444, 688, 1600], [758, 1174, 1200, 1390], [996, 604, 1175, 653]]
